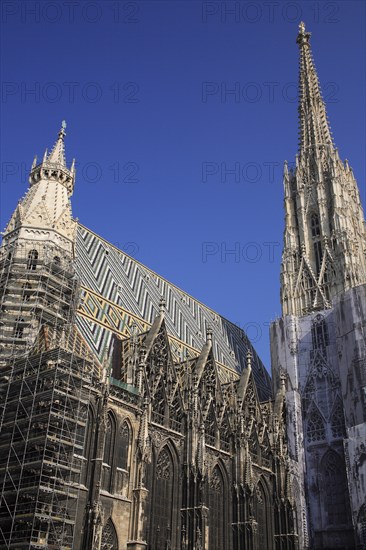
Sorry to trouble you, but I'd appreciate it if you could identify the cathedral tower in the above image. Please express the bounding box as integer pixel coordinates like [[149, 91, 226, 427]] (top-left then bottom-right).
[[0, 125, 98, 548], [0, 123, 77, 366], [271, 23, 366, 550], [281, 22, 366, 317]]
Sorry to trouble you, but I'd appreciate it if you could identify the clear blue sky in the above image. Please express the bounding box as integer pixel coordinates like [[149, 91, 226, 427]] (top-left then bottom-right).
[[1, 0, 365, 370]]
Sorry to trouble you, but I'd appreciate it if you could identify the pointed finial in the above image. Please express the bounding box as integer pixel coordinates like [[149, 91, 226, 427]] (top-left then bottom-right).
[[31, 155, 37, 170], [246, 348, 252, 370], [159, 296, 166, 314], [280, 369, 287, 389], [47, 122, 67, 165], [296, 20, 311, 47]]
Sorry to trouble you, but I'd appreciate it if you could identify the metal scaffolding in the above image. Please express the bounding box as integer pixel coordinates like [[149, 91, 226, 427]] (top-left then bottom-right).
[[0, 242, 99, 548]]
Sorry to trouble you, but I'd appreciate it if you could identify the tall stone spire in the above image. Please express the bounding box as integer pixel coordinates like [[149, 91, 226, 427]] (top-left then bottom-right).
[[297, 22, 334, 155], [280, 24, 366, 316]]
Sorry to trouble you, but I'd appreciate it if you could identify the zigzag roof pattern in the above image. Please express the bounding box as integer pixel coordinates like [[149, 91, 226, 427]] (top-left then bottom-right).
[[74, 223, 272, 401]]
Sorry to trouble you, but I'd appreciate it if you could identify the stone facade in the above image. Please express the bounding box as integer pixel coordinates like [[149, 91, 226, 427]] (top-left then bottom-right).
[[0, 21, 365, 550], [270, 23, 366, 550], [0, 124, 296, 549]]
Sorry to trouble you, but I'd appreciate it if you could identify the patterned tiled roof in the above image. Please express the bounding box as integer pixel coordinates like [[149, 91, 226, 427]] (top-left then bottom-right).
[[74, 224, 272, 401]]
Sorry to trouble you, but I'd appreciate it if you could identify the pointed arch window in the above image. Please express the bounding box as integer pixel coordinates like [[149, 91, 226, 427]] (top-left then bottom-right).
[[151, 380, 167, 425], [321, 450, 350, 526], [205, 403, 217, 447], [27, 249, 38, 270], [310, 213, 320, 238], [150, 447, 176, 550], [101, 518, 118, 550], [255, 482, 270, 550], [331, 400, 346, 439], [306, 407, 325, 443], [117, 421, 130, 470], [310, 213, 323, 276], [102, 413, 116, 492], [209, 466, 226, 550], [219, 415, 231, 452], [311, 315, 329, 351], [169, 390, 183, 432]]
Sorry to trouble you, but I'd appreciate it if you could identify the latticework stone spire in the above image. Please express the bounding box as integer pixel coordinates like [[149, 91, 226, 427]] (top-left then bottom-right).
[[280, 23, 366, 316], [297, 22, 334, 155]]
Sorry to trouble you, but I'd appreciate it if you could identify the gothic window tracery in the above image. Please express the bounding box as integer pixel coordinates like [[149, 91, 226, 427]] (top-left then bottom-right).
[[205, 403, 217, 446], [150, 447, 176, 550], [310, 213, 323, 276], [148, 331, 170, 380], [321, 450, 350, 526], [311, 315, 329, 352], [169, 389, 183, 432], [245, 379, 257, 418], [254, 482, 270, 550], [219, 413, 230, 452], [101, 518, 118, 550], [249, 426, 260, 456], [118, 421, 130, 470], [200, 356, 216, 397], [330, 400, 346, 439], [306, 407, 325, 443], [102, 413, 116, 492], [311, 213, 320, 238], [209, 466, 225, 550], [152, 379, 166, 425], [300, 268, 316, 313]]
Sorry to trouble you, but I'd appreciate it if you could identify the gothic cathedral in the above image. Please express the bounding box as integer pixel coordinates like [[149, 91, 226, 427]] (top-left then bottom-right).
[[270, 22, 366, 550], [0, 22, 365, 550]]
